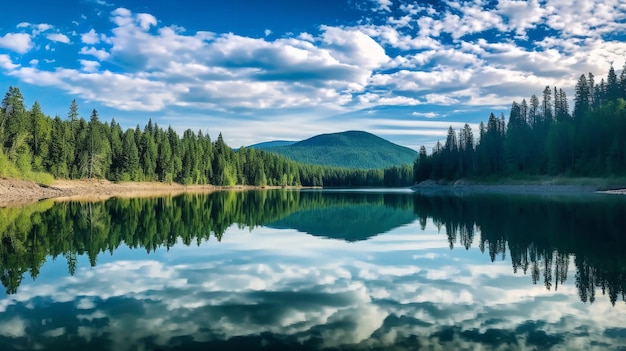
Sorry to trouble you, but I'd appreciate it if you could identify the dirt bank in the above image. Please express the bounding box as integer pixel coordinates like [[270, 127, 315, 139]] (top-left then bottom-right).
[[0, 178, 267, 207]]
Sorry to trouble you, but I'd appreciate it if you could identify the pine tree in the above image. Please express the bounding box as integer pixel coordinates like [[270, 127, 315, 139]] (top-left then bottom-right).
[[1, 86, 27, 150], [121, 129, 140, 180], [29, 101, 51, 171], [574, 74, 590, 121], [607, 65, 619, 102], [442, 126, 459, 178], [48, 116, 70, 177], [529, 94, 539, 128], [109, 119, 124, 179], [80, 109, 108, 178]]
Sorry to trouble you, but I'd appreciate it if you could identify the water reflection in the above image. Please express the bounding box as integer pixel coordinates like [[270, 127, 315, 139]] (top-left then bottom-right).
[[0, 190, 625, 350], [412, 194, 626, 305]]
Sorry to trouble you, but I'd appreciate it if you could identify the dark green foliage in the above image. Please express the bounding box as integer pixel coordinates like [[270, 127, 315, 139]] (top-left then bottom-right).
[[1, 86, 27, 151], [0, 87, 413, 187], [415, 65, 626, 181], [258, 130, 418, 169], [0, 190, 416, 293], [411, 194, 626, 304], [2, 191, 626, 306]]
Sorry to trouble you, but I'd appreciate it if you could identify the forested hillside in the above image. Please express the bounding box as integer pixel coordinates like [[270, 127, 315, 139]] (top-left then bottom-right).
[[259, 130, 418, 169], [0, 89, 414, 187], [414, 65, 626, 181]]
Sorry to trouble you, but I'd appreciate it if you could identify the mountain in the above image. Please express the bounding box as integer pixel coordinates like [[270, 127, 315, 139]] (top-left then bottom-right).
[[247, 140, 296, 149], [250, 130, 417, 169]]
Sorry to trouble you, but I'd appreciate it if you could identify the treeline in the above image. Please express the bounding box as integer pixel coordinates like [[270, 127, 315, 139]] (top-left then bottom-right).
[[415, 65, 626, 180], [0, 89, 414, 187]]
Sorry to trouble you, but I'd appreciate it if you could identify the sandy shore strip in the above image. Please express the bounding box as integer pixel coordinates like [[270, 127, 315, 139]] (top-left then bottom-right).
[[2, 177, 625, 208], [0, 178, 282, 207]]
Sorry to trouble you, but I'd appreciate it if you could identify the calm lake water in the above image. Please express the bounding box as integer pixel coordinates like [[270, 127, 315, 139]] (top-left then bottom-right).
[[1, 189, 626, 350]]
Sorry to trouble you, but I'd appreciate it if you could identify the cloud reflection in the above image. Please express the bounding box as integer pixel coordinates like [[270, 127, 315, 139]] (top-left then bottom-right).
[[0, 219, 625, 351]]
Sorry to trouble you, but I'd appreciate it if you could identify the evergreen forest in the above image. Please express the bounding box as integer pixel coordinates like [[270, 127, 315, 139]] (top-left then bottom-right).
[[0, 90, 413, 187], [415, 65, 626, 181], [2, 65, 626, 187]]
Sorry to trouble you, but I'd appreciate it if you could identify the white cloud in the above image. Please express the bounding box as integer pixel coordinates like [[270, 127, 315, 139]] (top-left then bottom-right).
[[320, 26, 389, 70], [79, 60, 101, 72], [0, 318, 26, 338], [1, 1, 626, 147], [0, 55, 20, 70], [47, 33, 71, 44], [80, 46, 110, 60], [298, 32, 314, 42], [374, 0, 393, 12], [497, 0, 545, 38], [94, 0, 113, 6], [136, 13, 157, 30], [81, 29, 100, 44], [15, 22, 53, 35], [412, 112, 440, 118], [35, 23, 54, 35], [0, 33, 33, 53]]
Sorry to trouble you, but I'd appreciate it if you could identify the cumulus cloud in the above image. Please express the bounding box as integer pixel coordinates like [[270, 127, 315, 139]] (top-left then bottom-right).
[[0, 33, 33, 54], [0, 54, 20, 70], [374, 0, 393, 12], [16, 22, 53, 35], [0, 0, 625, 147], [79, 60, 100, 72], [79, 47, 110, 60], [136, 13, 157, 30], [81, 29, 100, 44], [320, 26, 389, 70], [46, 33, 71, 44]]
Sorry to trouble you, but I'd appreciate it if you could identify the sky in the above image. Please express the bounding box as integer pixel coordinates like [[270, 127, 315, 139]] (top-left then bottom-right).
[[0, 0, 625, 150]]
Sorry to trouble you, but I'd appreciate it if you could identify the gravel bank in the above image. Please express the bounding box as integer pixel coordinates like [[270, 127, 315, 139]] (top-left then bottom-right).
[[0, 178, 308, 207], [0, 178, 233, 207]]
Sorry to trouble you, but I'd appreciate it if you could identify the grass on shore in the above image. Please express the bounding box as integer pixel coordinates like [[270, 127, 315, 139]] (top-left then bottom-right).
[[0, 149, 54, 186]]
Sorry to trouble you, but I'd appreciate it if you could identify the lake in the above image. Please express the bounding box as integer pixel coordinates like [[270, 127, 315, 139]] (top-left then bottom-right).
[[1, 189, 625, 350]]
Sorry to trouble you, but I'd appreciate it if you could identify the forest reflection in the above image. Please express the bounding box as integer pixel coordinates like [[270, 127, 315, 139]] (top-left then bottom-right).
[[1, 190, 625, 305]]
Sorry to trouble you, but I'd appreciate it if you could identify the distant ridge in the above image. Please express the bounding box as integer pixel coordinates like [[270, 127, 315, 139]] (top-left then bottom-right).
[[249, 130, 417, 169], [247, 140, 296, 149]]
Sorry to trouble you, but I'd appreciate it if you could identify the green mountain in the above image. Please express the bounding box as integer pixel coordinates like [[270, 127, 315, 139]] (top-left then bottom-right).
[[247, 140, 296, 149], [252, 130, 418, 169]]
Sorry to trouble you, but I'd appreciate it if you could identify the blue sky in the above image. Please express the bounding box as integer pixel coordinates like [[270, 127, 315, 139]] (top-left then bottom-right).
[[1, 0, 625, 150]]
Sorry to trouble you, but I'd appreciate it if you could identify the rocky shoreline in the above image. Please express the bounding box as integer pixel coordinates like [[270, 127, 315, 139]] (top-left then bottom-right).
[[0, 178, 263, 207]]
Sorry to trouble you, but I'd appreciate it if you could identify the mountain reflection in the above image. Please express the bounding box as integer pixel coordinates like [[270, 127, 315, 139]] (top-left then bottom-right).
[[0, 190, 625, 307]]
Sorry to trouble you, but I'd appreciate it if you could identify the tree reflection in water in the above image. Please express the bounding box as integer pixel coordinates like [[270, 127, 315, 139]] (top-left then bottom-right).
[[0, 190, 625, 305]]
